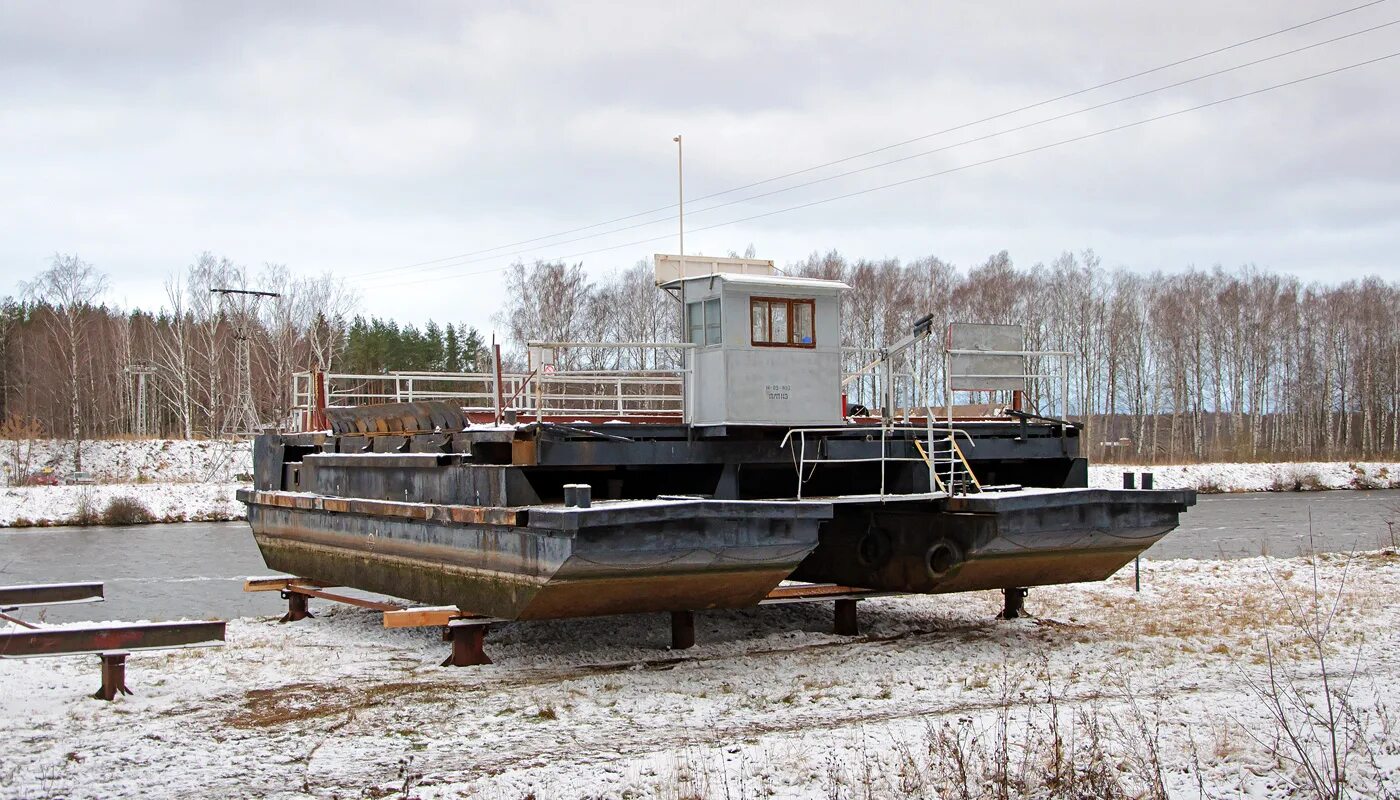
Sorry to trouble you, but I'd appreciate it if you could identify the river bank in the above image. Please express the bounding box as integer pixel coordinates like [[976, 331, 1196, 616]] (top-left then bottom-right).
[[1088, 459, 1399, 492], [0, 482, 246, 527], [2, 439, 1397, 527]]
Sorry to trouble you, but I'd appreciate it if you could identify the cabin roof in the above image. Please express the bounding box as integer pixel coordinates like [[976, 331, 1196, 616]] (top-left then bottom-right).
[[661, 272, 850, 292]]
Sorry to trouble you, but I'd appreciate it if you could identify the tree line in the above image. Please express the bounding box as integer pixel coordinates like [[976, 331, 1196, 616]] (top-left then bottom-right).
[[3, 249, 1396, 466], [0, 253, 484, 463], [497, 250, 1399, 464]]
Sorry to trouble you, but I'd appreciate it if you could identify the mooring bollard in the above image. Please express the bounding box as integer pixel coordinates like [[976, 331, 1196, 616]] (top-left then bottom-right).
[[1123, 471, 1136, 490], [562, 484, 592, 508], [1141, 472, 1154, 490]]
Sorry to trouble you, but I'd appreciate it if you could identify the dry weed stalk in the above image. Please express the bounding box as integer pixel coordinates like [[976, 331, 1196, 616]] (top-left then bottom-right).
[[0, 415, 43, 486], [1237, 524, 1365, 800]]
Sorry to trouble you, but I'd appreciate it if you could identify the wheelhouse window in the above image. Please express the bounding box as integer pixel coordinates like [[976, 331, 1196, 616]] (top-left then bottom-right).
[[750, 297, 815, 347], [686, 298, 722, 346]]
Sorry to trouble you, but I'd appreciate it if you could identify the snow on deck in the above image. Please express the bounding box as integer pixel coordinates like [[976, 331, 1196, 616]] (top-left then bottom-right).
[[2, 552, 1397, 798]]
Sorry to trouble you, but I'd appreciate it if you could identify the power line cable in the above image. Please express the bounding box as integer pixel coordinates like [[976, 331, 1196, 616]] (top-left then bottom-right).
[[348, 0, 1390, 278], [358, 19, 1399, 286], [373, 49, 1400, 291]]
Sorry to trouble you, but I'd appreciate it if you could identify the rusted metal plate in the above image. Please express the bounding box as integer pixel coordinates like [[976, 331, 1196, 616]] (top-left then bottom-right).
[[763, 584, 878, 601], [240, 490, 526, 526], [511, 437, 538, 466], [0, 620, 226, 658], [0, 582, 104, 608]]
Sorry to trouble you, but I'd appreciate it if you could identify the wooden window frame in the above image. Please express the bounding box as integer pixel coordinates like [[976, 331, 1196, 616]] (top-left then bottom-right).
[[750, 296, 816, 348]]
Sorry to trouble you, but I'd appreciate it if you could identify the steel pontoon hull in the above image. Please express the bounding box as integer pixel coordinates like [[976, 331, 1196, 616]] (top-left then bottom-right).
[[791, 488, 1195, 593], [241, 489, 829, 620]]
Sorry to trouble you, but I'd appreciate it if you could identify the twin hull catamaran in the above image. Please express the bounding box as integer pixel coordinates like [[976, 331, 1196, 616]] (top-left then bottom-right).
[[240, 256, 1193, 627]]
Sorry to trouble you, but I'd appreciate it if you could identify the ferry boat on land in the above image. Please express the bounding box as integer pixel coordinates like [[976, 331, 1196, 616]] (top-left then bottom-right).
[[239, 255, 1193, 624]]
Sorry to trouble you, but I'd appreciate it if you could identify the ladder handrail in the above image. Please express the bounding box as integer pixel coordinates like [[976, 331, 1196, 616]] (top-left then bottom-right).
[[782, 426, 978, 500]]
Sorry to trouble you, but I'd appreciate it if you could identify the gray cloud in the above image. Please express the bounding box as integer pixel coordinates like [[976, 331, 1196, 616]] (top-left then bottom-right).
[[2, 1, 1396, 326]]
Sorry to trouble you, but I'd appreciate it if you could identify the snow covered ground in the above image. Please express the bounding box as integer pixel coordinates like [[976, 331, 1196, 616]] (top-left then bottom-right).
[[1087, 460, 1399, 493], [2, 552, 1397, 799], [1, 439, 252, 526], [5, 438, 252, 484], [0, 482, 247, 526]]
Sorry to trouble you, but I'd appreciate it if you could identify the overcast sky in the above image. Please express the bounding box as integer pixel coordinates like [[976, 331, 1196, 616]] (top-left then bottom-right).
[[2, 1, 1397, 329]]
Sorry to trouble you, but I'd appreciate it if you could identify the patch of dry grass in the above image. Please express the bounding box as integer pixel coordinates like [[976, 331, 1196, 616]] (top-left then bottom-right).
[[225, 679, 457, 729]]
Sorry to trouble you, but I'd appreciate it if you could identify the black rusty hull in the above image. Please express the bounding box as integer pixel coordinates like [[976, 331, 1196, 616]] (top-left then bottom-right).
[[791, 488, 1195, 593], [241, 490, 829, 620]]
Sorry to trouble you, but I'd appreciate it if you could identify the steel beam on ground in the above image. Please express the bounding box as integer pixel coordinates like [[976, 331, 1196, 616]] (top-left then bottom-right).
[[757, 585, 899, 606], [0, 582, 104, 608], [0, 621, 226, 658], [242, 576, 334, 593], [281, 585, 403, 612]]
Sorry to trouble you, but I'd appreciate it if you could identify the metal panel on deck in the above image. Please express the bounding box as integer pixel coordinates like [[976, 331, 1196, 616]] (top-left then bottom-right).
[[948, 323, 1026, 391]]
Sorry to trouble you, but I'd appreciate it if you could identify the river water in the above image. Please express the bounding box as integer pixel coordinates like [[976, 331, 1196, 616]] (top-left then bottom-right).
[[3, 489, 1396, 624]]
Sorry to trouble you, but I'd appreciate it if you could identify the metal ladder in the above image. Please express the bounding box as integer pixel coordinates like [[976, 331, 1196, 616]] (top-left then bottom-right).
[[915, 435, 982, 495]]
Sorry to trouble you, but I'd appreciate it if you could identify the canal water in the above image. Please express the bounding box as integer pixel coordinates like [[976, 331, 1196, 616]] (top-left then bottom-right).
[[3, 490, 1396, 624]]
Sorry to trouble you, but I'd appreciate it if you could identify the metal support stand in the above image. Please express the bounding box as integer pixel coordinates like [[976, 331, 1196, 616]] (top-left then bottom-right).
[[279, 590, 313, 623], [441, 621, 492, 667], [999, 587, 1028, 620], [834, 599, 859, 636], [94, 651, 132, 701], [670, 610, 695, 650]]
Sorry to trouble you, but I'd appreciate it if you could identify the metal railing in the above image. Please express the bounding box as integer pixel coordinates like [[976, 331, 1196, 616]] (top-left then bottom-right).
[[779, 425, 977, 500], [289, 342, 695, 430], [525, 341, 693, 423]]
